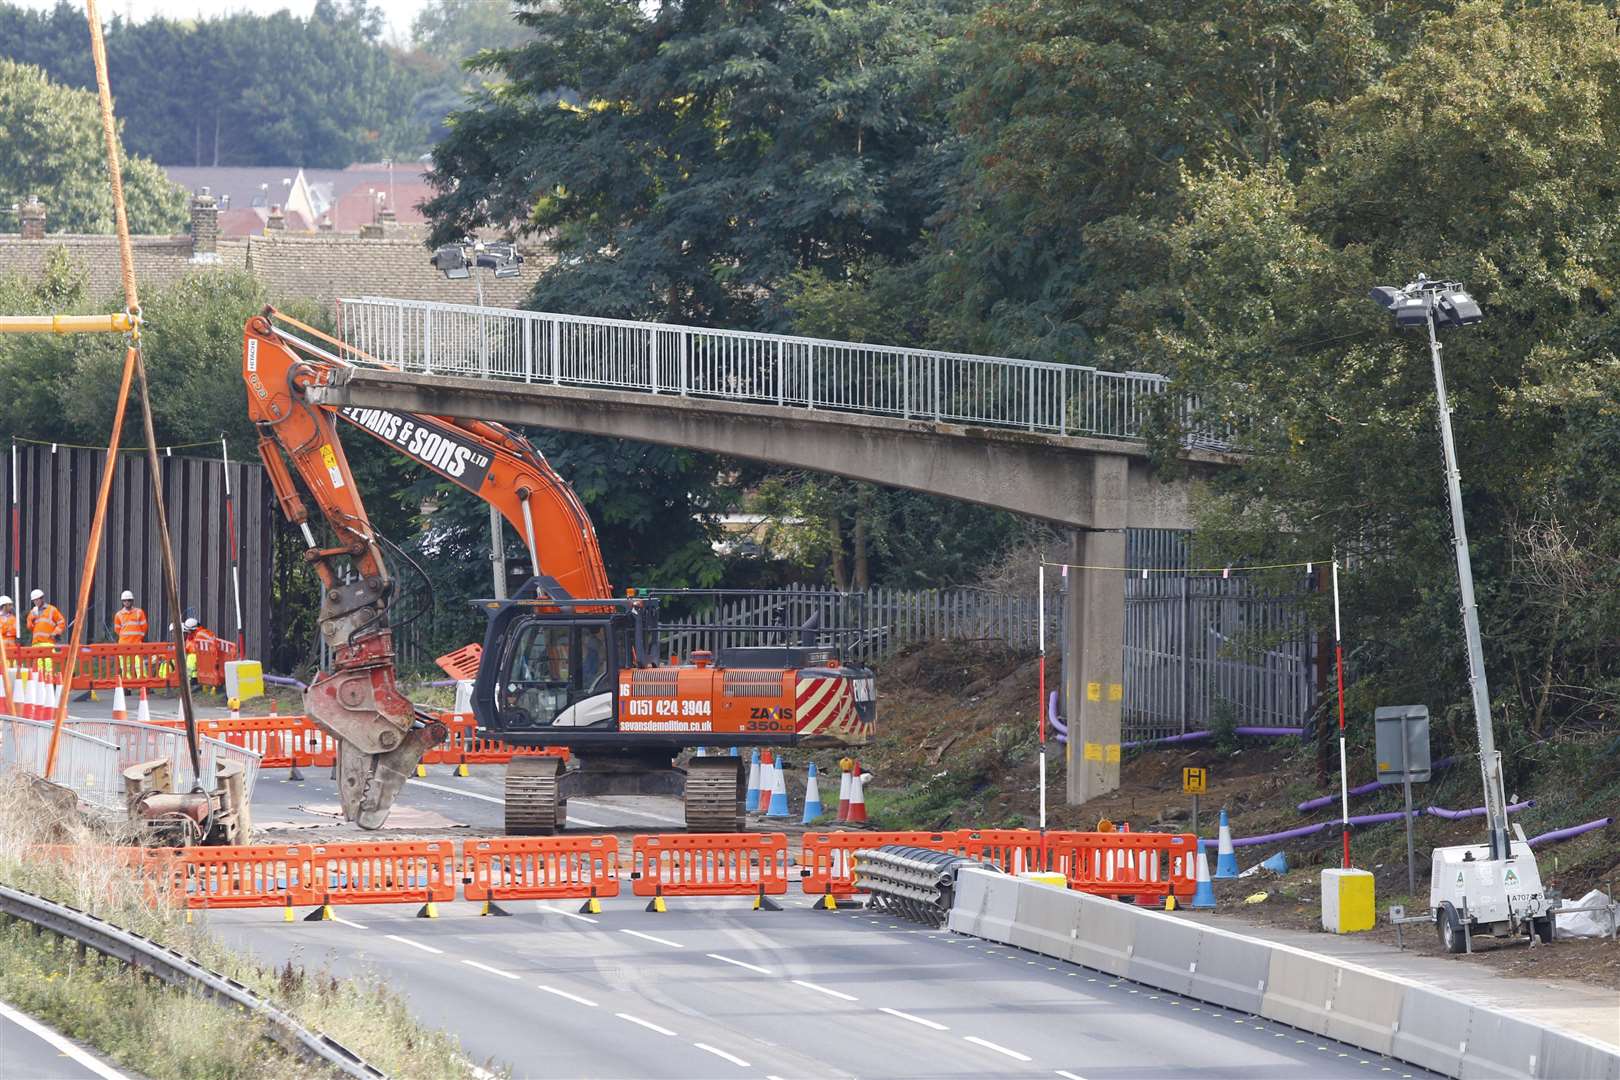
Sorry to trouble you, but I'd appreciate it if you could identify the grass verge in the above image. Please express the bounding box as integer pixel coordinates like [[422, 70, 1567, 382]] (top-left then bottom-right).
[[0, 783, 497, 1080]]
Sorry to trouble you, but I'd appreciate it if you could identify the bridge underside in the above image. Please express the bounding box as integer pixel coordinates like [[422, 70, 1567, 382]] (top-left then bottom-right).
[[317, 368, 1210, 532], [314, 367, 1225, 809]]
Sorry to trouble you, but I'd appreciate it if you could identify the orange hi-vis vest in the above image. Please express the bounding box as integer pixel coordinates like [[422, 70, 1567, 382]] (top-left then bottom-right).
[[0, 611, 16, 648], [112, 606, 148, 644], [185, 626, 216, 654], [26, 603, 64, 644]]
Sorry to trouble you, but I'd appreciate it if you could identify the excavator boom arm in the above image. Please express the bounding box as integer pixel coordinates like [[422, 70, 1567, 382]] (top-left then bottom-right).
[[243, 309, 611, 828]]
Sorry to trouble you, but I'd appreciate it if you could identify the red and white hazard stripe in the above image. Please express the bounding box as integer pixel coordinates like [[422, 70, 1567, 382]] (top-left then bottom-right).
[[796, 676, 855, 736]]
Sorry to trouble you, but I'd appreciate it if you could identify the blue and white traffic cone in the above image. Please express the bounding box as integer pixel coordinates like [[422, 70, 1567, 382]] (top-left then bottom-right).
[[766, 756, 791, 819], [801, 761, 823, 824], [1214, 808, 1239, 879], [744, 749, 762, 812], [1191, 841, 1217, 909]]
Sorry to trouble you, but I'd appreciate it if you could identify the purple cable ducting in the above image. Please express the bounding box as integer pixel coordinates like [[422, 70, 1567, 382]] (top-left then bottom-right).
[[1528, 817, 1613, 848], [263, 674, 308, 692], [1235, 726, 1304, 737], [1228, 806, 1429, 848], [1297, 755, 1459, 812], [1426, 799, 1533, 820]]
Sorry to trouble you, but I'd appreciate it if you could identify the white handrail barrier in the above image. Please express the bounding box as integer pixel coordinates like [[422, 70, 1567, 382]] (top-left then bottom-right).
[[338, 296, 1227, 449]]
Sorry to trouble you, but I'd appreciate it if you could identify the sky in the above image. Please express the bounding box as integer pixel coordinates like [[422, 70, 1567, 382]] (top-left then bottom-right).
[[10, 0, 440, 42]]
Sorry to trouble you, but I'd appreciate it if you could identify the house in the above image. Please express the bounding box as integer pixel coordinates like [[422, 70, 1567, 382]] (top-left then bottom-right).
[[161, 164, 436, 237]]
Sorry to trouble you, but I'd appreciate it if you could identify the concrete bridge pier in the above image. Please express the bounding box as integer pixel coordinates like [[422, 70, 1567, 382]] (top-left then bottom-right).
[[1063, 458, 1127, 807]]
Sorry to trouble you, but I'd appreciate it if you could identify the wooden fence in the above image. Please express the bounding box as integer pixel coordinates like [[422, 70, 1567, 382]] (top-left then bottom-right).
[[0, 442, 273, 658]]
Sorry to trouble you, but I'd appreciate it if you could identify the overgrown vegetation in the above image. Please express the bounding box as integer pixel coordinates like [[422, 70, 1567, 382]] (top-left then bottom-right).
[[0, 788, 488, 1079]]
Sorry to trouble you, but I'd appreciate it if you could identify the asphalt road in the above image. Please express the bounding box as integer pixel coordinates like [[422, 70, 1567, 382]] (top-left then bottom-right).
[[0, 998, 128, 1080], [208, 897, 1437, 1080]]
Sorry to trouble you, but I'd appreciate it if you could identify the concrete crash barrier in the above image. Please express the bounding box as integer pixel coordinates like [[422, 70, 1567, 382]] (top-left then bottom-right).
[[1538, 1028, 1620, 1080], [965, 866, 1021, 943], [1068, 888, 1138, 978], [1124, 906, 1204, 996], [1461, 1006, 1558, 1080], [1259, 942, 1343, 1036], [1184, 920, 1271, 1014], [1006, 876, 1082, 956], [1391, 984, 1475, 1077], [942, 871, 1620, 1080], [1324, 964, 1404, 1058], [944, 866, 1020, 942]]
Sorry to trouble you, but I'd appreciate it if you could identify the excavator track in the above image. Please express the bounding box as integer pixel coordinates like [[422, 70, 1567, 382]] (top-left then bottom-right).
[[683, 756, 746, 832], [505, 756, 567, 835]]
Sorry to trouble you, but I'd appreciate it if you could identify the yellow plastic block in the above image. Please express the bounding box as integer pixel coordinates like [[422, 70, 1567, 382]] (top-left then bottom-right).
[[1018, 871, 1068, 888], [224, 659, 264, 701], [1321, 868, 1375, 933]]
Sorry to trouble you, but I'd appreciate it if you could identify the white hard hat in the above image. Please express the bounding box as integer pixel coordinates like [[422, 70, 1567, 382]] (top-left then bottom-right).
[[120, 590, 134, 601], [183, 617, 199, 630], [0, 596, 10, 607], [29, 589, 43, 601]]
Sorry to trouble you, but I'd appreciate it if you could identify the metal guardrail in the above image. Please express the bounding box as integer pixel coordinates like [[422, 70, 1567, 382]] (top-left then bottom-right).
[[0, 883, 386, 1079], [0, 716, 123, 812], [64, 717, 262, 801], [338, 296, 1226, 447]]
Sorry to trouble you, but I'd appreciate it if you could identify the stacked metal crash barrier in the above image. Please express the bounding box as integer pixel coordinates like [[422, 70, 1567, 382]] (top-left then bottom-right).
[[853, 845, 983, 927]]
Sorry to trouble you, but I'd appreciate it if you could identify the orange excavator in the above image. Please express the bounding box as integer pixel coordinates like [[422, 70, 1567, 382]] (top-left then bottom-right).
[[244, 309, 873, 832]]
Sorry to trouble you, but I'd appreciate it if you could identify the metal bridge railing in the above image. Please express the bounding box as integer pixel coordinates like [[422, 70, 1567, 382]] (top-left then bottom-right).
[[338, 297, 1225, 447]]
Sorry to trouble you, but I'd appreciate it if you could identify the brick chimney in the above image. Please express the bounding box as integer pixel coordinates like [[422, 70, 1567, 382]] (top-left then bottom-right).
[[19, 195, 45, 239], [190, 187, 219, 261], [266, 204, 286, 232]]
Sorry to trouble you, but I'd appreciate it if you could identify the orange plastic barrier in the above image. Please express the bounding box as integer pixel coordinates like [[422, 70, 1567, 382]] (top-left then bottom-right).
[[958, 829, 1053, 876], [190, 636, 239, 690], [632, 833, 789, 908], [302, 841, 457, 911], [462, 835, 619, 912], [12, 643, 178, 689], [1049, 831, 1199, 901], [435, 643, 482, 681], [799, 831, 964, 898], [194, 715, 336, 769], [426, 713, 569, 767], [171, 844, 313, 910]]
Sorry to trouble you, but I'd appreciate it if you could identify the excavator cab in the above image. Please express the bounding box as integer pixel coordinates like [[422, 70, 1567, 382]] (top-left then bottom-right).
[[494, 618, 618, 732]]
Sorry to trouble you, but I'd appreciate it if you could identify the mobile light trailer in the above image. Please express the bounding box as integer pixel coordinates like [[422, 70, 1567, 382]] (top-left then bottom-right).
[[1369, 277, 1556, 952]]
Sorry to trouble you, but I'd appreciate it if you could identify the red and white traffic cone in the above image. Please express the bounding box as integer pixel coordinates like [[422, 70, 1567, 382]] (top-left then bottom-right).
[[136, 686, 152, 724], [846, 770, 868, 825], [46, 672, 60, 720], [836, 762, 852, 823], [111, 678, 128, 721]]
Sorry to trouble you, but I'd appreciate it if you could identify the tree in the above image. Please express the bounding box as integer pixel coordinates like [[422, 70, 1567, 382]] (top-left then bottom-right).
[[1128, 1, 1620, 757], [426, 0, 971, 326], [895, 0, 1396, 363], [0, 59, 186, 233], [0, 1, 430, 167]]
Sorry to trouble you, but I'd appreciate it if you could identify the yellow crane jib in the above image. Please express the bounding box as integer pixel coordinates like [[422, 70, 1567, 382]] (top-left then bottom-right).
[[0, 313, 138, 334]]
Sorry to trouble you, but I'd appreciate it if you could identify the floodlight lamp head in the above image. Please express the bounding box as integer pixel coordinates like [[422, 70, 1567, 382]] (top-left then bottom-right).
[[431, 244, 471, 280]]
